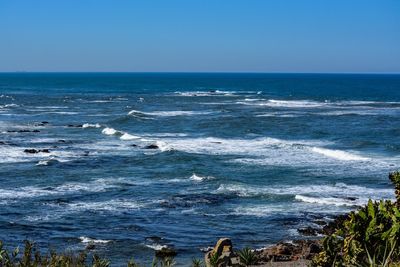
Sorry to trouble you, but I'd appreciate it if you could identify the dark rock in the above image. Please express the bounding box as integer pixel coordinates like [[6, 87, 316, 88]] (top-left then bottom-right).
[[40, 149, 50, 153], [24, 149, 39, 154], [41, 121, 49, 124], [144, 144, 159, 149], [130, 144, 138, 147], [0, 141, 5, 145], [58, 140, 66, 143], [85, 242, 96, 250], [322, 214, 349, 235], [32, 130, 40, 132], [298, 226, 318, 236], [155, 247, 177, 258], [67, 124, 83, 128], [82, 151, 90, 156], [313, 220, 327, 226]]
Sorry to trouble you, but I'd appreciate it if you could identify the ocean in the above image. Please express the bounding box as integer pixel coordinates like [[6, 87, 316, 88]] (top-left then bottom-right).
[[0, 73, 399, 265]]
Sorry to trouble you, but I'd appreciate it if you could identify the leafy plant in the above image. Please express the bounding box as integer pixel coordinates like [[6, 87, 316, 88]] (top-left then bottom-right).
[[209, 251, 220, 267], [192, 258, 204, 267], [238, 247, 258, 266], [312, 171, 400, 266]]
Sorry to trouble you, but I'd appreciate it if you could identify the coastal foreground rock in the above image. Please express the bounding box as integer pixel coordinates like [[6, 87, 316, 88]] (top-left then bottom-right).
[[205, 238, 321, 266]]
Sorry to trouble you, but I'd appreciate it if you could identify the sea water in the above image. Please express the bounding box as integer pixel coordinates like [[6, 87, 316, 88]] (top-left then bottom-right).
[[0, 73, 399, 265]]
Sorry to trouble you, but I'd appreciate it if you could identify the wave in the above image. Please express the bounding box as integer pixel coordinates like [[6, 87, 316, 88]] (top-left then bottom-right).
[[120, 133, 141, 140], [215, 182, 394, 203], [189, 173, 213, 182], [102, 127, 121, 136], [66, 199, 143, 212], [128, 109, 212, 117], [175, 90, 236, 97], [82, 123, 101, 128], [311, 147, 369, 161], [0, 178, 130, 200], [295, 195, 359, 207], [79, 236, 111, 244]]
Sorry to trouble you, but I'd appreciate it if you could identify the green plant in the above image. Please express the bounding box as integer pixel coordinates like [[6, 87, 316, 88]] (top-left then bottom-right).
[[192, 258, 204, 267], [160, 256, 176, 267], [238, 247, 258, 266], [390, 171, 400, 206], [312, 172, 400, 267], [209, 251, 219, 267]]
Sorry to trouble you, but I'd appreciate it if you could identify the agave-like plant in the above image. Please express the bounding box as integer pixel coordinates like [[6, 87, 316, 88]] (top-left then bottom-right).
[[238, 247, 258, 266], [192, 258, 204, 267], [209, 251, 220, 267]]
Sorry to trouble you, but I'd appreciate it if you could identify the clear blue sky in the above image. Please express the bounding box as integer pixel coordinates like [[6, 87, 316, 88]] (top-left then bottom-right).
[[0, 0, 399, 73]]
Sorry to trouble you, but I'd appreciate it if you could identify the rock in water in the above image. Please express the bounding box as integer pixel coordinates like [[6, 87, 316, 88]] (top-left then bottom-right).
[[155, 247, 177, 258], [144, 144, 159, 149]]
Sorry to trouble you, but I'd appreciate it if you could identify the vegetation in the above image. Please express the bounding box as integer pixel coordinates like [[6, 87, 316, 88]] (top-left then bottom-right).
[[237, 247, 258, 266], [312, 171, 400, 267]]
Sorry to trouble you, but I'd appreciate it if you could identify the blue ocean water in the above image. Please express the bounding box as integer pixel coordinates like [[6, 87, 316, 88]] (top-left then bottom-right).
[[0, 73, 399, 265]]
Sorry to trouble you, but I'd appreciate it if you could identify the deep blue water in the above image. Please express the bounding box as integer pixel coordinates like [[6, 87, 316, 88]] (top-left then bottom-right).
[[0, 73, 400, 265]]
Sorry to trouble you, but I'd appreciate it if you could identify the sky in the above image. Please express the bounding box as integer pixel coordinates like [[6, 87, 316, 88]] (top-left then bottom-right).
[[0, 0, 399, 73]]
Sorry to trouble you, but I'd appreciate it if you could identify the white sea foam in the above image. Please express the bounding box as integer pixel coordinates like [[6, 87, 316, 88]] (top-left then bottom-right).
[[216, 183, 394, 201], [0, 178, 127, 200], [145, 244, 167, 250], [102, 127, 119, 135], [311, 147, 369, 161], [79, 236, 111, 244], [67, 199, 143, 212], [294, 195, 359, 206], [120, 133, 141, 140], [82, 123, 101, 128], [128, 109, 212, 117], [190, 173, 213, 181]]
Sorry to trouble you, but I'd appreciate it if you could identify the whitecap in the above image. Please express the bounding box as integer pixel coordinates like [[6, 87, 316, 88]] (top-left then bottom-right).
[[190, 173, 213, 182], [120, 133, 141, 140], [102, 127, 119, 135], [311, 147, 369, 161], [295, 195, 359, 206], [79, 236, 111, 244], [82, 123, 101, 128]]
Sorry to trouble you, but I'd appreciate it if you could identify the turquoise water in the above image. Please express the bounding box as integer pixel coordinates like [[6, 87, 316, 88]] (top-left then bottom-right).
[[0, 73, 399, 265]]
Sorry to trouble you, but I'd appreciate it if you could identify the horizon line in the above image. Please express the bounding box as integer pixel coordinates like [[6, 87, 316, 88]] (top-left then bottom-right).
[[1, 71, 400, 75]]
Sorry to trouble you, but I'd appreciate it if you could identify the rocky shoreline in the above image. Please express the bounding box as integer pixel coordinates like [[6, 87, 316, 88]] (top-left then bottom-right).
[[199, 215, 348, 266]]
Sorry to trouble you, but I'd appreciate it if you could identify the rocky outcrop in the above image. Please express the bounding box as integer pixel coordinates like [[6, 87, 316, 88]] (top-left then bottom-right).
[[205, 238, 240, 267], [155, 247, 177, 258]]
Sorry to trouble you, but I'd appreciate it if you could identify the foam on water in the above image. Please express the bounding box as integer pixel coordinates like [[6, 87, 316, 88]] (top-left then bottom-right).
[[82, 123, 101, 128], [310, 147, 369, 161], [102, 127, 120, 135], [79, 237, 111, 244], [128, 109, 212, 117], [120, 133, 141, 140]]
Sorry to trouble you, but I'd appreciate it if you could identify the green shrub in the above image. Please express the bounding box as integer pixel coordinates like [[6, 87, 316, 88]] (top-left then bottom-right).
[[312, 171, 400, 266], [238, 247, 258, 266]]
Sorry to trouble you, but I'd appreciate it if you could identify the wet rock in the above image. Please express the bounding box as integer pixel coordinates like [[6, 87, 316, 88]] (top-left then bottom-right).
[[85, 242, 96, 250], [297, 226, 318, 236], [24, 149, 39, 153], [322, 214, 349, 235], [312, 220, 327, 226], [7, 129, 40, 133], [24, 149, 51, 154], [257, 240, 322, 263], [130, 144, 138, 147], [67, 124, 83, 128], [144, 144, 159, 149], [155, 247, 177, 258], [41, 121, 49, 124], [0, 141, 5, 145], [58, 140, 66, 143]]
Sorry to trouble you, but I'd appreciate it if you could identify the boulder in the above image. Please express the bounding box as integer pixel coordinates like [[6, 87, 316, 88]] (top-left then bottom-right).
[[205, 238, 238, 267], [144, 144, 159, 149]]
